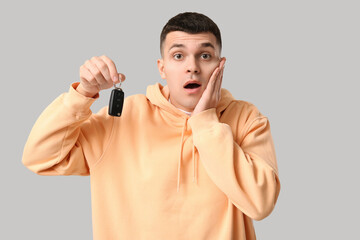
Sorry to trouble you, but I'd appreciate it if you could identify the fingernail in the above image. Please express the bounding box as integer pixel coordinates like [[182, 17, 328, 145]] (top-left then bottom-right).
[[113, 76, 118, 82]]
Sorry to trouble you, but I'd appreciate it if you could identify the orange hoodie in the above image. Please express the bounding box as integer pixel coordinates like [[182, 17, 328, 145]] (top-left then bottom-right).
[[23, 82, 280, 240]]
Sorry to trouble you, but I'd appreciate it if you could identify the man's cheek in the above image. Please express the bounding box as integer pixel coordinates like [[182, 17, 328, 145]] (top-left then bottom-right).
[[201, 81, 210, 93], [207, 65, 218, 80], [203, 74, 212, 87]]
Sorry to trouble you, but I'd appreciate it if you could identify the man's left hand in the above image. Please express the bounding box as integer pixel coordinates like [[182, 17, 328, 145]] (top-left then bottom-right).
[[191, 57, 226, 116]]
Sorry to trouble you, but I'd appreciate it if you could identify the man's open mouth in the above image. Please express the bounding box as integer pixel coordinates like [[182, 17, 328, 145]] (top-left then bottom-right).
[[184, 81, 201, 89]]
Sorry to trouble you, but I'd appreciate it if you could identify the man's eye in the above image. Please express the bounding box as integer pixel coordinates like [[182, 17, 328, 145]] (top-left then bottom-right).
[[173, 54, 183, 60], [201, 53, 211, 60]]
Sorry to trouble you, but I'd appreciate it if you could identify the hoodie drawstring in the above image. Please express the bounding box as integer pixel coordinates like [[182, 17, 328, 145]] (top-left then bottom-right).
[[192, 145, 197, 184], [177, 118, 197, 192], [177, 118, 186, 192]]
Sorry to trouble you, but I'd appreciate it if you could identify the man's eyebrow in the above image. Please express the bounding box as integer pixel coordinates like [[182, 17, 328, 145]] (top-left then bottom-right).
[[200, 42, 215, 49], [168, 42, 215, 52], [168, 44, 185, 52]]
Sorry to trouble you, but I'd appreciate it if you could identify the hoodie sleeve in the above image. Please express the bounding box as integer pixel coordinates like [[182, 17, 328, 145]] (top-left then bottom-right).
[[22, 82, 114, 176], [188, 107, 280, 221]]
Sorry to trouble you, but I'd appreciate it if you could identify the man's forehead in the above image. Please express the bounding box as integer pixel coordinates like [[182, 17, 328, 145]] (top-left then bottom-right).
[[164, 31, 218, 49]]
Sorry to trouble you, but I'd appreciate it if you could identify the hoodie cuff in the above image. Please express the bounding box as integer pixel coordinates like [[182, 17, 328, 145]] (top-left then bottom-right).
[[188, 108, 219, 132], [63, 82, 99, 115]]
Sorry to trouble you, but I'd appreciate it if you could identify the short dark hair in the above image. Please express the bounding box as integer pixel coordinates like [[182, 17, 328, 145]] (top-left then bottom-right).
[[160, 12, 222, 56]]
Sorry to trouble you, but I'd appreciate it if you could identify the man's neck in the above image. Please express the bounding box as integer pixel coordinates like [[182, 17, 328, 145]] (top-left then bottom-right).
[[168, 97, 192, 116]]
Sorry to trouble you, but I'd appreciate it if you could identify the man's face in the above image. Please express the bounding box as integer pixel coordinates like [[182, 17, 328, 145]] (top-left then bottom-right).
[[157, 31, 223, 112]]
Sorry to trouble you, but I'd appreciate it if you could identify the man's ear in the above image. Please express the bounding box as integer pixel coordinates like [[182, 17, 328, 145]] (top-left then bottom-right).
[[157, 59, 166, 79]]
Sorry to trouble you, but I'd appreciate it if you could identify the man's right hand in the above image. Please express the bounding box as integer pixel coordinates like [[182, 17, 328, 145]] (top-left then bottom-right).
[[77, 55, 125, 98]]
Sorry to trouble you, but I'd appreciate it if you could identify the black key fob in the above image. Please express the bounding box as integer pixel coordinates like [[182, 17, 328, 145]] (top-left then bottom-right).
[[108, 84, 124, 117]]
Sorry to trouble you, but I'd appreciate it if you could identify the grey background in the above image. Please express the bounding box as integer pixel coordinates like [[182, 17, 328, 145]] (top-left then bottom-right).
[[1, 0, 359, 239]]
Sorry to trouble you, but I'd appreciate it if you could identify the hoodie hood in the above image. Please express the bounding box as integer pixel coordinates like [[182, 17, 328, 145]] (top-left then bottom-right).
[[146, 82, 235, 192], [146, 82, 235, 118]]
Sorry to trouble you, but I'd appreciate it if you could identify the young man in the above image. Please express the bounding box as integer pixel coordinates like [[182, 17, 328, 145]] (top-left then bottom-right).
[[23, 12, 280, 240]]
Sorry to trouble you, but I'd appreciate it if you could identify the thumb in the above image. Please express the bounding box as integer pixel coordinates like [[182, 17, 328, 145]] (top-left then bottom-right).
[[118, 73, 126, 82], [113, 73, 126, 84]]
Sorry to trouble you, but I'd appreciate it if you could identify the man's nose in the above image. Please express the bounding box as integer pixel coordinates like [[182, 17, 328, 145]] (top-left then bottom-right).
[[186, 57, 200, 74]]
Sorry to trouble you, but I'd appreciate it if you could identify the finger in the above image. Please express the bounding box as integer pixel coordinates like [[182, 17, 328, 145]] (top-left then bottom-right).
[[80, 65, 94, 83], [118, 73, 126, 83], [213, 59, 225, 90], [220, 66, 224, 88], [218, 58, 226, 72], [79, 66, 100, 92], [100, 55, 121, 83], [206, 68, 220, 97], [215, 66, 222, 87], [209, 57, 225, 89], [220, 57, 226, 66], [90, 57, 110, 84], [209, 66, 221, 85], [83, 60, 100, 86], [216, 58, 226, 94], [213, 67, 223, 97], [85, 59, 107, 86], [93, 56, 112, 83], [217, 66, 224, 98]]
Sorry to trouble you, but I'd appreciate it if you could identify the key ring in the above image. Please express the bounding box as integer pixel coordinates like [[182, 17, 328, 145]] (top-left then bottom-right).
[[113, 75, 123, 89], [113, 80, 122, 90]]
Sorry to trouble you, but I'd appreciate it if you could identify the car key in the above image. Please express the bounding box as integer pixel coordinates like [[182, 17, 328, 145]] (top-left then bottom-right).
[[108, 82, 124, 117]]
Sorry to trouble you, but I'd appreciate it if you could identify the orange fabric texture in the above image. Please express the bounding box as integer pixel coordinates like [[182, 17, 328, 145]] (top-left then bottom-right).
[[23, 82, 280, 240]]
